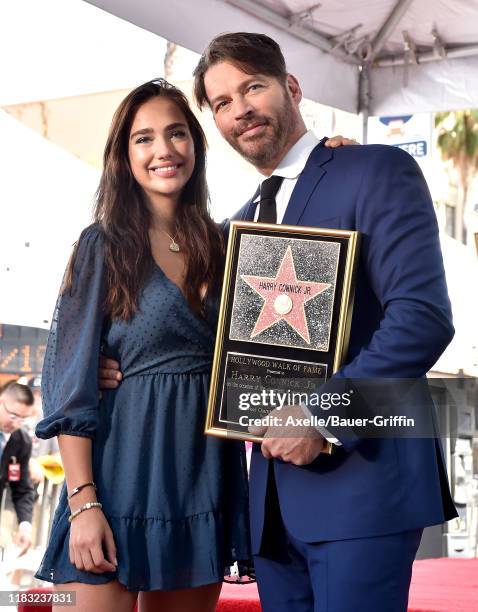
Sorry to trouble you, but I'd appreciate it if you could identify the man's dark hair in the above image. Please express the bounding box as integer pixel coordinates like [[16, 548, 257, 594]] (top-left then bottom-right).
[[0, 381, 34, 406], [193, 32, 288, 109]]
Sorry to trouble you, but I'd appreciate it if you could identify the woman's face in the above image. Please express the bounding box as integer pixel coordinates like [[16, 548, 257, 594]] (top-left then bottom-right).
[[128, 96, 195, 205]]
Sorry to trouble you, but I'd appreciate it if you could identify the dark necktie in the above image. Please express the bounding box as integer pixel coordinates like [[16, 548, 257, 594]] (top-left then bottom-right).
[[257, 175, 284, 224]]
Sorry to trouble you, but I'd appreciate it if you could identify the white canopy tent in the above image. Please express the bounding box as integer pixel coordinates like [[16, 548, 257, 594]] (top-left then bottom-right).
[[0, 110, 99, 329], [86, 0, 478, 141], [0, 0, 170, 107]]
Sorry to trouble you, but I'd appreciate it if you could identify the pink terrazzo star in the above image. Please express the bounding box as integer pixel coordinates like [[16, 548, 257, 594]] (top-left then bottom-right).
[[241, 246, 331, 344]]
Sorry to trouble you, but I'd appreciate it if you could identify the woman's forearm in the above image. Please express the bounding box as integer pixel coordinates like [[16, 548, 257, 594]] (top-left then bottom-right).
[[58, 434, 98, 510]]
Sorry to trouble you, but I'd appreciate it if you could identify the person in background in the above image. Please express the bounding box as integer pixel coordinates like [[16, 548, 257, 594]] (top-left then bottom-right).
[[0, 382, 35, 554]]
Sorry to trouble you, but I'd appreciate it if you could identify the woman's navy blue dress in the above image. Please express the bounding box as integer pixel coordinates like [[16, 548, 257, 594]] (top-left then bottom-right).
[[35, 224, 250, 591]]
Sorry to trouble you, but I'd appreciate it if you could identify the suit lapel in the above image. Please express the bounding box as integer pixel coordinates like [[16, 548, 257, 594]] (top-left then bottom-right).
[[231, 186, 260, 222], [243, 186, 260, 221], [1, 435, 12, 470], [234, 138, 332, 225], [282, 139, 333, 226]]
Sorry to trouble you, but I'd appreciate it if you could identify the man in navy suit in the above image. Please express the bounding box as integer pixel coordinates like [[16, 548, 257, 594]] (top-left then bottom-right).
[[100, 32, 456, 612], [190, 33, 457, 612]]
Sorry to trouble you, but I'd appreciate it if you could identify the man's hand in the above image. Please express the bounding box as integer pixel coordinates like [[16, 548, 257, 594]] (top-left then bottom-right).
[[249, 405, 325, 466], [14, 523, 32, 555], [325, 135, 359, 147], [98, 356, 122, 390]]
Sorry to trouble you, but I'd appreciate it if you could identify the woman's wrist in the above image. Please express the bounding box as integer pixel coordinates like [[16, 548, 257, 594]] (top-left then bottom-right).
[[68, 481, 97, 500], [68, 487, 98, 511], [68, 502, 103, 523]]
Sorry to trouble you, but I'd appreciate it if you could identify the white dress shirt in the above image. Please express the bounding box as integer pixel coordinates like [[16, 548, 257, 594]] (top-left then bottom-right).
[[0, 430, 11, 453], [253, 130, 320, 222], [253, 130, 341, 446]]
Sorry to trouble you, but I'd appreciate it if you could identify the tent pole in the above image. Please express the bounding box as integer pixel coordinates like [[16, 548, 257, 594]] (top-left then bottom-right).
[[376, 42, 478, 67], [359, 64, 371, 144], [223, 0, 360, 63], [370, 0, 414, 59], [362, 107, 369, 144]]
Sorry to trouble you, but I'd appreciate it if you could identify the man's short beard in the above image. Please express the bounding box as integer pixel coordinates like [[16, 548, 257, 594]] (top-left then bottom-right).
[[227, 94, 296, 167]]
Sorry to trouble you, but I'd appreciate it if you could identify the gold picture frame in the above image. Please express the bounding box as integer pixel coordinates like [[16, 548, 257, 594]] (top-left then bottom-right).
[[205, 221, 360, 453]]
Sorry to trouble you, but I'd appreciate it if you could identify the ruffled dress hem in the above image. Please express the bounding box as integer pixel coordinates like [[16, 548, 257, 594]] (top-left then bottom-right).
[[34, 507, 251, 592]]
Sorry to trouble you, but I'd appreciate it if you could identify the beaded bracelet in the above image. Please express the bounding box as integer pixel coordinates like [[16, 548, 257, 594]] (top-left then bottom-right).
[[68, 481, 97, 500], [68, 502, 102, 523]]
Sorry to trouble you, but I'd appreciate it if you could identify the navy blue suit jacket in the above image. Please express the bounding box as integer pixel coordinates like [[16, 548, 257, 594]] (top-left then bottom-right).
[[230, 140, 457, 552]]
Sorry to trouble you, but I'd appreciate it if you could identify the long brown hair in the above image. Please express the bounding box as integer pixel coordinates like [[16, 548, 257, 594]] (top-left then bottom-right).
[[67, 78, 224, 320]]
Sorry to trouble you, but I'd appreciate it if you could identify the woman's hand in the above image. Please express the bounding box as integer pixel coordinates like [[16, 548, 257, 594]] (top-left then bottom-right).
[[325, 135, 359, 147], [69, 506, 118, 574]]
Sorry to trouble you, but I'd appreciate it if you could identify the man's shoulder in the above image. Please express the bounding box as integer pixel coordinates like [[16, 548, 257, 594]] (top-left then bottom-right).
[[330, 143, 415, 168], [230, 202, 249, 221]]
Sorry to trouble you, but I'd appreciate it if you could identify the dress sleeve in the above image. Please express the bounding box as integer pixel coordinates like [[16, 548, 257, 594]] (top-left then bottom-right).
[[35, 224, 106, 440]]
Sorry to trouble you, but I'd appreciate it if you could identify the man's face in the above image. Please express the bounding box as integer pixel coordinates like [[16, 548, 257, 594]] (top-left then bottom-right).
[[203, 61, 302, 171], [0, 395, 32, 433]]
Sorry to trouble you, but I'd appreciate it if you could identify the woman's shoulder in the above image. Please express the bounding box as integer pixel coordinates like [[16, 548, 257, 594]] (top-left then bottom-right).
[[68, 223, 106, 277], [78, 222, 105, 245], [74, 223, 106, 260]]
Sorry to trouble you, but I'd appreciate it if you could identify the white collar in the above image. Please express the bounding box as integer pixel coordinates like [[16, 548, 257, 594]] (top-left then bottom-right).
[[0, 430, 11, 443], [254, 130, 320, 195]]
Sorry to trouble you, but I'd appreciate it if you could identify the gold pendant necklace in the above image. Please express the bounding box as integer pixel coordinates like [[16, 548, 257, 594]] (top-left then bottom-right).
[[161, 229, 180, 252]]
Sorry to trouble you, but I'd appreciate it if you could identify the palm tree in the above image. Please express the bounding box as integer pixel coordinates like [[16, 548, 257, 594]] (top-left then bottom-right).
[[435, 110, 478, 243]]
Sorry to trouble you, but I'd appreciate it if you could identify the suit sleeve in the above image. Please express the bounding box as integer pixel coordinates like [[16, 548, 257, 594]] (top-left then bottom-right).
[[310, 146, 454, 451], [219, 218, 231, 240], [35, 224, 106, 441], [10, 434, 35, 524]]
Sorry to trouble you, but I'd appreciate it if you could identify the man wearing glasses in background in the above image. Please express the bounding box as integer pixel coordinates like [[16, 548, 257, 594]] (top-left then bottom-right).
[[0, 382, 35, 553]]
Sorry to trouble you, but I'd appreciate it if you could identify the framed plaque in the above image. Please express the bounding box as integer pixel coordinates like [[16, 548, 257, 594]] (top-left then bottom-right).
[[205, 221, 360, 447]]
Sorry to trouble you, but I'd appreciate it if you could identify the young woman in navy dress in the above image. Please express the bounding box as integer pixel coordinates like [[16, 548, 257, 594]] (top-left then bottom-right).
[[35, 79, 250, 612]]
